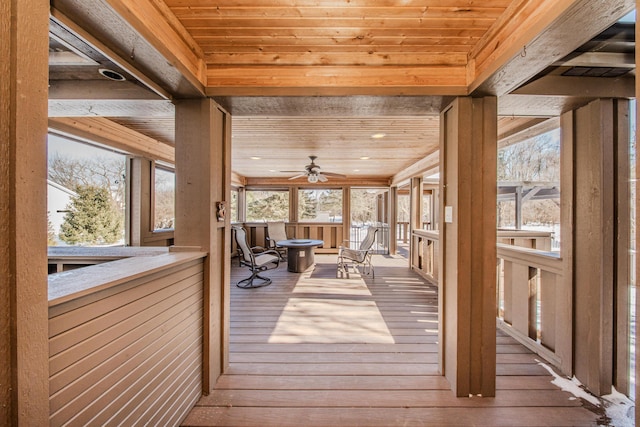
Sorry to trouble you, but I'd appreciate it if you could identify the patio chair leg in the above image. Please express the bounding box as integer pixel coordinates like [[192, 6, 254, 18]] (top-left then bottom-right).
[[336, 259, 351, 278], [237, 271, 272, 289]]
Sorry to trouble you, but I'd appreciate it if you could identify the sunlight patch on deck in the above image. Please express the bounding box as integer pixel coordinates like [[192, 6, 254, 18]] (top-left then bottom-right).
[[268, 298, 394, 344], [293, 263, 372, 295]]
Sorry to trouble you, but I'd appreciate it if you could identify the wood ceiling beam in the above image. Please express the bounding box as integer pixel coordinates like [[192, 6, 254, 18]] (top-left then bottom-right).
[[50, 8, 173, 100], [471, 0, 635, 96], [391, 151, 440, 186], [205, 66, 468, 96], [244, 177, 390, 187], [48, 99, 175, 118], [49, 80, 165, 101], [470, 0, 580, 93], [554, 51, 635, 68], [512, 75, 635, 98], [102, 0, 206, 87], [498, 116, 560, 148], [49, 117, 175, 164]]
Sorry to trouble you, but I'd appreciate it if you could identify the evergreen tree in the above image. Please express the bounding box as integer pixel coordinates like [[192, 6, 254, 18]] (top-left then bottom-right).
[[47, 213, 57, 246], [59, 185, 123, 245], [246, 190, 289, 221], [298, 190, 317, 220]]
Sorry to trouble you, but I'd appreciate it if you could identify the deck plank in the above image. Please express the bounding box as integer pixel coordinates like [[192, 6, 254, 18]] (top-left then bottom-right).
[[182, 254, 598, 426]]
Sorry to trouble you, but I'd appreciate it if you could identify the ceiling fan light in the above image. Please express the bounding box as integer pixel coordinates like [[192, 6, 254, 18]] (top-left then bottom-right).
[[308, 174, 318, 183]]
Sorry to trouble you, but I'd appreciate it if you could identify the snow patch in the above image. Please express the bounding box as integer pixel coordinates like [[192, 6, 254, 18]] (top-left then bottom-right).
[[536, 360, 600, 406], [536, 360, 635, 426], [602, 387, 635, 427]]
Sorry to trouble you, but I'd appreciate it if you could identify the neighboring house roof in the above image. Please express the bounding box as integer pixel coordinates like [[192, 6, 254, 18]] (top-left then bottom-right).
[[47, 179, 77, 197]]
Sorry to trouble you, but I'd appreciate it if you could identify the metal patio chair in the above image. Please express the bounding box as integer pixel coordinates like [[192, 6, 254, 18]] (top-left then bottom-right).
[[337, 226, 378, 279], [266, 220, 289, 261], [233, 225, 280, 288]]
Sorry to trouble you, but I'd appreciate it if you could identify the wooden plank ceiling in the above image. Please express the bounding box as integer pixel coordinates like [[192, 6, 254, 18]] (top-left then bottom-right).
[[47, 0, 634, 182], [231, 116, 440, 180], [163, 0, 512, 93]]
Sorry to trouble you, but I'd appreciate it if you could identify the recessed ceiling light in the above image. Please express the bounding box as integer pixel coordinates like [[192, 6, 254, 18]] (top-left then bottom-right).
[[98, 68, 126, 81], [353, 169, 360, 172], [269, 169, 277, 172], [371, 133, 386, 139], [250, 156, 261, 160], [360, 156, 370, 160]]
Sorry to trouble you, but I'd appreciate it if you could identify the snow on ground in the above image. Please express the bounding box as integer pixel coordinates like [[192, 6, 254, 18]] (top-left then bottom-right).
[[537, 360, 635, 426]]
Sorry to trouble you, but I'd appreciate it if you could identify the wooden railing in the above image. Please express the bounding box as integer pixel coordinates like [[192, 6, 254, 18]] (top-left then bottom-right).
[[240, 222, 344, 253], [497, 229, 553, 251], [48, 249, 206, 426], [410, 229, 439, 282], [409, 230, 571, 375], [496, 244, 570, 374]]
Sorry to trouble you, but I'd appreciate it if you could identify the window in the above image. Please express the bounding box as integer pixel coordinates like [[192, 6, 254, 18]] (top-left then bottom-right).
[[422, 192, 432, 229], [497, 128, 560, 248], [230, 188, 239, 222], [47, 133, 126, 246], [246, 189, 289, 222], [154, 166, 175, 230], [298, 188, 342, 222], [350, 188, 385, 226]]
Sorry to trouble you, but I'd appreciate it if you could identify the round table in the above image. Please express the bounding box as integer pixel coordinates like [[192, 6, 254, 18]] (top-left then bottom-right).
[[276, 239, 324, 273]]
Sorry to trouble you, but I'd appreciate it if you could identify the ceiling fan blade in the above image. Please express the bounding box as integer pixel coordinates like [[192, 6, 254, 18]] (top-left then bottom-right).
[[321, 171, 347, 178], [288, 174, 306, 180], [318, 174, 328, 182]]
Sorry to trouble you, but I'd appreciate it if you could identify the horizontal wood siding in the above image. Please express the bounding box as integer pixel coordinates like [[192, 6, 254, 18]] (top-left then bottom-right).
[[48, 258, 205, 426]]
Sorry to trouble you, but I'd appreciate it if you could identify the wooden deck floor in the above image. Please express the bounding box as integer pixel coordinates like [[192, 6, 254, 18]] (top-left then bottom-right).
[[182, 254, 600, 426]]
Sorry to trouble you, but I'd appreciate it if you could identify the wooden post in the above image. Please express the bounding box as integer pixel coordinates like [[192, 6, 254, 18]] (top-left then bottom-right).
[[126, 157, 152, 246], [635, 9, 640, 424], [343, 186, 351, 245], [389, 187, 398, 255], [439, 97, 497, 397], [515, 186, 523, 229], [174, 99, 232, 393], [0, 0, 50, 422], [409, 177, 423, 264], [559, 111, 575, 376], [568, 99, 630, 396]]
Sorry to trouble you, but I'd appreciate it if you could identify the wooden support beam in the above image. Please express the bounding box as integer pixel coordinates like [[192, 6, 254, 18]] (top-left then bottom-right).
[[205, 66, 468, 96], [391, 151, 439, 186], [48, 99, 175, 118], [389, 187, 398, 255], [512, 75, 635, 98], [439, 97, 497, 397], [635, 10, 639, 425], [48, 117, 175, 164], [244, 177, 390, 187], [101, 0, 206, 87], [498, 117, 560, 149], [50, 7, 174, 100], [0, 0, 49, 422], [472, 0, 635, 96], [514, 186, 523, 229], [174, 99, 232, 393], [48, 80, 165, 101], [569, 98, 630, 396]]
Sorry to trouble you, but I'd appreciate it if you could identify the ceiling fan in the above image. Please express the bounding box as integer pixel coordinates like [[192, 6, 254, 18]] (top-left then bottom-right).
[[281, 155, 346, 183]]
